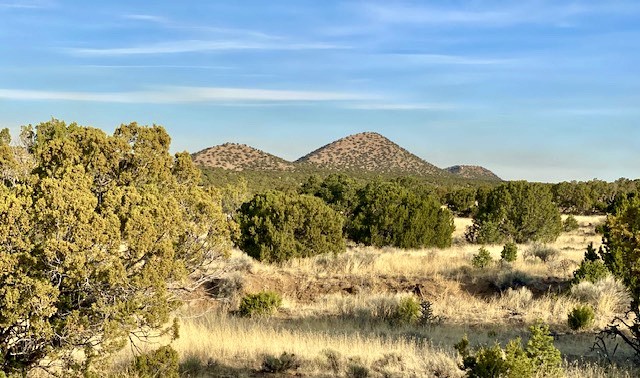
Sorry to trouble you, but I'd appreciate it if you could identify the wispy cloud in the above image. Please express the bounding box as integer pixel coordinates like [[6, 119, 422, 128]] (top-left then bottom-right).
[[358, 2, 640, 27], [67, 39, 345, 56], [0, 0, 52, 9], [121, 13, 166, 23], [388, 53, 517, 65], [0, 86, 371, 103], [345, 102, 456, 110]]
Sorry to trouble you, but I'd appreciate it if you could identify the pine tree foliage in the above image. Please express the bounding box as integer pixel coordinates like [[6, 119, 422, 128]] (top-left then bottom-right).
[[0, 119, 229, 374]]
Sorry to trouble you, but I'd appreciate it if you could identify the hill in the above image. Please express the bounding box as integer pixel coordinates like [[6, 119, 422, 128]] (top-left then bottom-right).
[[445, 165, 501, 181], [295, 132, 446, 176], [192, 143, 294, 171]]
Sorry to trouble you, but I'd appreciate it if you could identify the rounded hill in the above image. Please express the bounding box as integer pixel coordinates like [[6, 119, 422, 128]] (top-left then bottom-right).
[[192, 143, 294, 171], [295, 132, 445, 176]]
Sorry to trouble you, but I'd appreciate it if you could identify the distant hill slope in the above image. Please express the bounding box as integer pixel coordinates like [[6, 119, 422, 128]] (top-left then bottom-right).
[[445, 165, 501, 181], [192, 143, 294, 171], [295, 132, 446, 176]]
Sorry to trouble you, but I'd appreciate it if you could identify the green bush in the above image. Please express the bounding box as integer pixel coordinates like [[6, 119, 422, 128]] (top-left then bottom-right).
[[393, 296, 422, 324], [572, 260, 609, 284], [131, 346, 180, 378], [235, 190, 345, 263], [261, 352, 300, 373], [572, 243, 609, 284], [455, 322, 562, 378], [238, 291, 282, 317], [501, 242, 518, 263], [563, 215, 580, 232], [466, 181, 562, 244], [472, 247, 493, 269], [598, 196, 640, 357], [0, 121, 230, 374], [568, 305, 595, 331], [348, 181, 454, 249]]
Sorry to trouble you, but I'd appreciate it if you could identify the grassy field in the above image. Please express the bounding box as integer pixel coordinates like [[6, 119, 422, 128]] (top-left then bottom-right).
[[111, 215, 639, 377]]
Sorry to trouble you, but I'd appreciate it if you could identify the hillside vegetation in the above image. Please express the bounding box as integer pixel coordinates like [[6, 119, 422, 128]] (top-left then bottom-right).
[[194, 131, 502, 186]]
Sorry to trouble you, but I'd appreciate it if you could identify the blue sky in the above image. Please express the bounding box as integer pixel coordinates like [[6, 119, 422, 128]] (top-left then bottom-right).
[[1, 0, 639, 182]]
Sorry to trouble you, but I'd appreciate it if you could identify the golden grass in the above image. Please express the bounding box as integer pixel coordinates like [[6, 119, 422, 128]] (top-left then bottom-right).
[[107, 215, 638, 377]]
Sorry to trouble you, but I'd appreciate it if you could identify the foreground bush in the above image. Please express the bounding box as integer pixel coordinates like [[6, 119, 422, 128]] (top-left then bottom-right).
[[131, 346, 180, 378], [597, 197, 640, 357], [0, 120, 229, 374], [348, 181, 454, 249], [235, 191, 345, 263], [455, 322, 562, 378], [466, 181, 562, 244], [238, 291, 283, 317]]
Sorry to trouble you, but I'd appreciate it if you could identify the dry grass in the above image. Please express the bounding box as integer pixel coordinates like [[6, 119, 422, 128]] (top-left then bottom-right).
[[107, 215, 638, 377]]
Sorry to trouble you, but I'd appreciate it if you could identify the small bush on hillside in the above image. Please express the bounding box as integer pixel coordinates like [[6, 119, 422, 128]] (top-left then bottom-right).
[[455, 322, 562, 378], [524, 244, 559, 263], [393, 296, 422, 324], [567, 305, 595, 331], [472, 247, 493, 268], [573, 260, 609, 284], [418, 300, 441, 325], [238, 291, 282, 317], [572, 243, 609, 284], [131, 346, 180, 378], [570, 277, 630, 313], [563, 215, 580, 232], [235, 190, 345, 263], [501, 242, 518, 263]]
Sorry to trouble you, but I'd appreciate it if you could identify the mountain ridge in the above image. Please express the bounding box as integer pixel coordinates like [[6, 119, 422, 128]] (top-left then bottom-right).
[[192, 132, 501, 181]]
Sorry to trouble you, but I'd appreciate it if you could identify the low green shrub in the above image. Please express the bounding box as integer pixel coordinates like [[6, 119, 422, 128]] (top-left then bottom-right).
[[572, 243, 609, 284], [563, 215, 580, 232], [455, 322, 562, 378], [472, 247, 493, 268], [567, 305, 595, 331], [501, 242, 518, 263], [393, 296, 422, 324], [131, 346, 179, 378], [238, 291, 282, 317], [572, 260, 609, 284]]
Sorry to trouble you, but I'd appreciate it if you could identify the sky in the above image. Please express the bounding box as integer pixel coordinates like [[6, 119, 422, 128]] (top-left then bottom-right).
[[1, 0, 639, 183]]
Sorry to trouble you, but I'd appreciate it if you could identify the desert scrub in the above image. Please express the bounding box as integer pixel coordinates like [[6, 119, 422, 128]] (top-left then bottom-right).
[[567, 305, 595, 331], [393, 296, 422, 324], [501, 242, 518, 263], [524, 244, 559, 263], [455, 322, 563, 378], [572, 243, 609, 284], [238, 291, 282, 317], [261, 352, 301, 373], [563, 215, 580, 232], [472, 247, 493, 268], [130, 346, 180, 378]]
